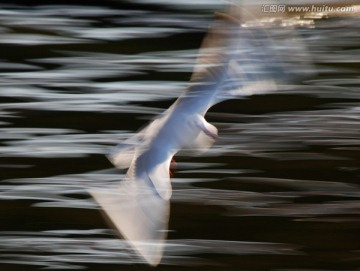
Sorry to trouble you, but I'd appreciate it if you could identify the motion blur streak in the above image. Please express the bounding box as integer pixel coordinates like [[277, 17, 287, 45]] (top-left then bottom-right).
[[0, 1, 359, 270]]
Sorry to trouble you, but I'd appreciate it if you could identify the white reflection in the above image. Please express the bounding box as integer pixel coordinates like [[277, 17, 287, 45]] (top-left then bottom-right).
[[0, 230, 299, 269], [123, 0, 222, 10], [0, 34, 89, 46], [0, 132, 108, 158], [71, 26, 185, 41]]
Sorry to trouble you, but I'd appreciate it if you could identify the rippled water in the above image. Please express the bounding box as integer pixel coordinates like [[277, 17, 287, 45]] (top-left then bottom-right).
[[0, 1, 359, 271]]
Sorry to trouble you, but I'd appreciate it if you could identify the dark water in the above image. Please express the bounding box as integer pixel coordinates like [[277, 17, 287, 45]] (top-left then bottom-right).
[[0, 1, 359, 270]]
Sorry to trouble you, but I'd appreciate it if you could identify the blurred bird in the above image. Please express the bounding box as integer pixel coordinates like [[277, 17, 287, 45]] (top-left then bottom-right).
[[90, 3, 311, 266]]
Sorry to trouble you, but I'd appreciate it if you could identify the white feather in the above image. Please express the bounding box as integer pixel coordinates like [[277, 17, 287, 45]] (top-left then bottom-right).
[[90, 2, 312, 266]]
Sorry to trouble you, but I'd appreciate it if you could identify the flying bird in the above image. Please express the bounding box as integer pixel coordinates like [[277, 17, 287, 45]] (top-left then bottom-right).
[[90, 5, 310, 266]]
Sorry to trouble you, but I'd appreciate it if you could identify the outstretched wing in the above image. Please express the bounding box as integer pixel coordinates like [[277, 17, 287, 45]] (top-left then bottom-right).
[[173, 12, 240, 116], [107, 117, 164, 169], [174, 8, 312, 116], [89, 180, 169, 266], [213, 22, 312, 104], [92, 141, 174, 266]]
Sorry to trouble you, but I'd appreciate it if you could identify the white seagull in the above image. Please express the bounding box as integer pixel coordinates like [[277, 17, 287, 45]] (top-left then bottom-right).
[[90, 5, 310, 266]]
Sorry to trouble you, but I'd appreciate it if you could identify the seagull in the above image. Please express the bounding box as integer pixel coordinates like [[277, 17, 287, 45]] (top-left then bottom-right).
[[90, 5, 310, 266]]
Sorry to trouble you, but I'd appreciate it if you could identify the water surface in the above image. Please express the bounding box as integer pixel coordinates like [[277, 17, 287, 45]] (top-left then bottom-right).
[[0, 1, 359, 270]]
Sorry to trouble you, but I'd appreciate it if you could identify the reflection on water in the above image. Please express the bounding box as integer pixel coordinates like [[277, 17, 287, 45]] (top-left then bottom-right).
[[0, 1, 359, 271], [0, 230, 299, 269]]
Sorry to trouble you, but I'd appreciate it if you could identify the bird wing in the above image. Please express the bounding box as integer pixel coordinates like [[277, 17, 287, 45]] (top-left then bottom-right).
[[173, 12, 239, 116], [107, 117, 164, 169], [174, 8, 312, 116], [89, 179, 169, 266], [107, 139, 139, 169]]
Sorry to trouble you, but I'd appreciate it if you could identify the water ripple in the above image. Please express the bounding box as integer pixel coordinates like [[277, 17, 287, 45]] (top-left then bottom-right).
[[0, 230, 299, 269], [0, 3, 359, 271]]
